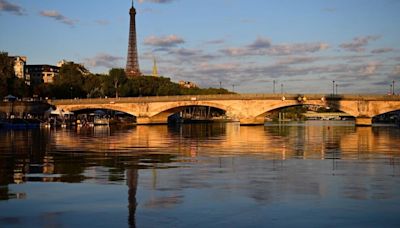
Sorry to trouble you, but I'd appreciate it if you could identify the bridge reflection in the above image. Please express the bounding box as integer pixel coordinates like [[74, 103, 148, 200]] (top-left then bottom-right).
[[0, 123, 399, 226]]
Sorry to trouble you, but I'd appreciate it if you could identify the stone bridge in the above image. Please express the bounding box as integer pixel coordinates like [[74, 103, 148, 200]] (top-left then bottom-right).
[[49, 94, 400, 125]]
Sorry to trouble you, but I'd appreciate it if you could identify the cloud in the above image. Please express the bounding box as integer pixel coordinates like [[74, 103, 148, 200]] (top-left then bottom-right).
[[204, 39, 226, 45], [358, 62, 381, 76], [0, 0, 24, 15], [40, 10, 77, 26], [371, 48, 394, 54], [138, 0, 175, 3], [340, 35, 380, 52], [390, 65, 400, 76], [220, 37, 328, 57], [196, 62, 241, 75], [276, 56, 318, 65], [144, 35, 185, 47], [84, 53, 124, 69], [220, 36, 272, 56], [248, 37, 272, 49], [267, 42, 329, 55]]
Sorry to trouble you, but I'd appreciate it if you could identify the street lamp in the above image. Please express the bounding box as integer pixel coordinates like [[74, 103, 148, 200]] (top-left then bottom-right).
[[332, 80, 335, 95], [336, 84, 338, 95], [280, 83, 284, 94], [392, 80, 395, 95], [390, 84, 393, 95], [273, 80, 276, 94], [70, 86, 73, 99]]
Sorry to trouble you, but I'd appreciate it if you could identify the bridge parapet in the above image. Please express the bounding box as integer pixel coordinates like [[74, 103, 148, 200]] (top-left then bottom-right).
[[49, 94, 400, 105]]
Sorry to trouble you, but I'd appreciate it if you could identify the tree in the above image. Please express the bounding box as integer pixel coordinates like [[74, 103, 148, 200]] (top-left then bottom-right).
[[0, 52, 15, 97], [0, 52, 31, 97], [53, 62, 87, 98], [83, 74, 103, 98], [108, 68, 127, 98]]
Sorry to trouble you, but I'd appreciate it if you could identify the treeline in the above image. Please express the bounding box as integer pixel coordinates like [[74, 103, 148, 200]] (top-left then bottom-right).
[[0, 52, 30, 98], [0, 52, 232, 99]]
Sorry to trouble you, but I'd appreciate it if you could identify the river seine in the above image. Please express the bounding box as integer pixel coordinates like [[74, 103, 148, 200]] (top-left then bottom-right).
[[1, 121, 400, 227]]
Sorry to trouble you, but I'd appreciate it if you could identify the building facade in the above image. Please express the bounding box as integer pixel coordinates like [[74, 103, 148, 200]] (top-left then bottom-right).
[[179, 81, 198, 89], [9, 56, 28, 82], [26, 65, 60, 85]]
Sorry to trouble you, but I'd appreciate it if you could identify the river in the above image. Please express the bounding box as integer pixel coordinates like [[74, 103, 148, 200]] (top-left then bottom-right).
[[1, 121, 400, 227]]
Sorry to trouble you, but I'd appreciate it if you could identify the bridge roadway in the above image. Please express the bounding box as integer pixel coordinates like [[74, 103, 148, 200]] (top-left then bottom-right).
[[49, 94, 400, 126]]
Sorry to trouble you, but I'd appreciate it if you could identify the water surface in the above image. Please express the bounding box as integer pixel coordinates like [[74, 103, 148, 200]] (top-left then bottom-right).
[[1, 122, 400, 227]]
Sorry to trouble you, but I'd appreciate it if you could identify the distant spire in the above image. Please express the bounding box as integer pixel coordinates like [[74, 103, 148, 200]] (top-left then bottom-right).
[[152, 57, 159, 77], [132, 0, 134, 7]]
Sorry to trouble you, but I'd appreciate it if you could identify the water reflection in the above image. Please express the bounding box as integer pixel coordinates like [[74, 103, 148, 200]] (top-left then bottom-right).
[[0, 122, 400, 227]]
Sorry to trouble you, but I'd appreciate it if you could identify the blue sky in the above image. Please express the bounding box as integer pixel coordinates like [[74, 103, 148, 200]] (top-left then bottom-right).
[[1, 0, 399, 94]]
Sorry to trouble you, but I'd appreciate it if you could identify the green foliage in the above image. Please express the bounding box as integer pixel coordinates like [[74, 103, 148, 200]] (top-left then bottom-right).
[[0, 52, 30, 97], [3, 53, 234, 99], [83, 74, 104, 98], [52, 62, 88, 98]]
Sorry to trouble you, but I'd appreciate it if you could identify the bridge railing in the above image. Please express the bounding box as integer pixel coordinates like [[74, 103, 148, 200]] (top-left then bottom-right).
[[49, 93, 400, 105]]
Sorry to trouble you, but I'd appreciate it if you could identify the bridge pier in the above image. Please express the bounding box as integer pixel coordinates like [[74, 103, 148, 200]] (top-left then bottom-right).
[[239, 117, 265, 125], [355, 117, 372, 126], [136, 117, 168, 125]]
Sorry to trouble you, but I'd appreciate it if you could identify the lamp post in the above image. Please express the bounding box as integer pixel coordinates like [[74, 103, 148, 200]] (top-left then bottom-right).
[[232, 84, 235, 93], [336, 84, 338, 95], [280, 83, 284, 94], [273, 80, 276, 94], [390, 84, 393, 95], [332, 80, 335, 95], [70, 86, 73, 99], [393, 80, 395, 95]]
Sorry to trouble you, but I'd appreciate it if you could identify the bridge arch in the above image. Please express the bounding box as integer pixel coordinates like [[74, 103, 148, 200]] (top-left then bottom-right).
[[252, 100, 357, 119], [148, 101, 234, 119], [56, 104, 140, 117], [372, 106, 400, 118]]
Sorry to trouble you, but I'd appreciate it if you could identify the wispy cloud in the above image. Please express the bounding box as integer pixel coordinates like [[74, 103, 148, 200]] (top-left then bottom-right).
[[220, 37, 328, 57], [276, 56, 318, 65], [84, 53, 123, 69], [358, 61, 381, 76], [340, 35, 380, 52], [204, 39, 226, 45], [144, 35, 185, 47], [371, 48, 394, 54], [40, 10, 78, 26], [0, 0, 25, 15], [267, 43, 329, 56]]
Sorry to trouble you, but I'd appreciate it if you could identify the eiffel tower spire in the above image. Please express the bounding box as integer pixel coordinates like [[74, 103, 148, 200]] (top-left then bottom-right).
[[152, 57, 159, 77], [126, 0, 141, 77]]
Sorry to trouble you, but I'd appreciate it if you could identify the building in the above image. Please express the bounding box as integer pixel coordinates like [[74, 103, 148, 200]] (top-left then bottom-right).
[[9, 56, 28, 82], [26, 65, 60, 85], [57, 59, 90, 76], [125, 1, 141, 77], [179, 81, 198, 89]]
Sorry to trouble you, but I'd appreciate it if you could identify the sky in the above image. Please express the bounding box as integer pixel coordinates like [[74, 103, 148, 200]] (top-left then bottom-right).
[[0, 0, 399, 94]]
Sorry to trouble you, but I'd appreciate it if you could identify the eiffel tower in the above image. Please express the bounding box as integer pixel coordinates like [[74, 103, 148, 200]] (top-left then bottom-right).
[[126, 0, 141, 77]]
